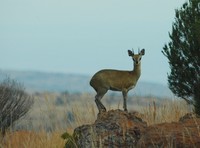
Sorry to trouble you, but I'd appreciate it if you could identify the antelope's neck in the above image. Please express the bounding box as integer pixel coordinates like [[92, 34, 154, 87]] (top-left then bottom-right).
[[132, 63, 141, 78]]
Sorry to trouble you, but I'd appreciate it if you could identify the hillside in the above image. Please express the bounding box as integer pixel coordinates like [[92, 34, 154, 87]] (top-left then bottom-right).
[[0, 70, 173, 98]]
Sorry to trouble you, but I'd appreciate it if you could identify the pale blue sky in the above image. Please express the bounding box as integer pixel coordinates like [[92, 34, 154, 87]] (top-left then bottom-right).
[[0, 0, 186, 85]]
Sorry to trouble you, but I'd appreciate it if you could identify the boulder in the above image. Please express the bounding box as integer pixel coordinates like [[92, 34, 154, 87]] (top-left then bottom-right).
[[137, 113, 200, 147], [73, 109, 147, 148], [69, 111, 200, 148]]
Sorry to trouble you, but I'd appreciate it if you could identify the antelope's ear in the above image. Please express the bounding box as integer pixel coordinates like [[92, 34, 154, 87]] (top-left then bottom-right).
[[128, 50, 134, 56], [140, 49, 145, 55]]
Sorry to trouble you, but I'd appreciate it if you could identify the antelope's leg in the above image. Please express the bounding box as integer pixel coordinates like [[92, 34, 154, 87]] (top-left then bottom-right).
[[95, 89, 107, 113], [95, 97, 106, 112], [122, 91, 128, 112]]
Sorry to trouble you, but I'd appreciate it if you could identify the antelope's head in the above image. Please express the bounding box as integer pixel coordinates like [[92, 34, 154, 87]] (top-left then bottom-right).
[[128, 49, 145, 65]]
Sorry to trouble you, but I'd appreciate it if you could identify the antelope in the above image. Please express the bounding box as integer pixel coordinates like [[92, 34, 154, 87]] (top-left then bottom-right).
[[90, 49, 145, 113]]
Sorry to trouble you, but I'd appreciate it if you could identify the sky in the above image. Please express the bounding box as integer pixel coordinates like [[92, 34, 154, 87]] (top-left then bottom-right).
[[0, 0, 186, 85]]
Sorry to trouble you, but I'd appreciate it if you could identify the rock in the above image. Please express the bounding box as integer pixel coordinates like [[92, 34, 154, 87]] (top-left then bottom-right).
[[137, 114, 200, 147], [73, 109, 147, 148], [70, 111, 200, 148], [179, 112, 199, 122]]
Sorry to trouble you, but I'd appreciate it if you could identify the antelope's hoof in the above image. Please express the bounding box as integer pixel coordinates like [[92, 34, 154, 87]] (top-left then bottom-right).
[[124, 109, 128, 112], [101, 108, 107, 112], [99, 108, 106, 114]]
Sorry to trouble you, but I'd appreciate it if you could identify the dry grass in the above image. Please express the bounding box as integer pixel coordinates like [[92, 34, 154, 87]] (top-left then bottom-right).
[[2, 130, 65, 148], [0, 93, 192, 148], [141, 98, 191, 125]]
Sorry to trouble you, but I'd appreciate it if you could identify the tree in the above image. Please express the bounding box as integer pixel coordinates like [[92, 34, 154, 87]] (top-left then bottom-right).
[[0, 77, 34, 136], [162, 0, 200, 115]]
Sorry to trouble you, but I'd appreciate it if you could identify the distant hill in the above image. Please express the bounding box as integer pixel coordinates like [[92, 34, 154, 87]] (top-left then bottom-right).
[[0, 70, 173, 98]]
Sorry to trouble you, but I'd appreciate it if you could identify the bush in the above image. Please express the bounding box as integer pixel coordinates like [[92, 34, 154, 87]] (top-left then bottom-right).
[[162, 0, 200, 115], [0, 77, 34, 136]]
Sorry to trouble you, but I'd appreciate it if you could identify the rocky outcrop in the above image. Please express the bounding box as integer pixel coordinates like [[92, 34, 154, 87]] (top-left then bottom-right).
[[73, 109, 147, 147], [69, 110, 200, 148], [137, 113, 200, 147]]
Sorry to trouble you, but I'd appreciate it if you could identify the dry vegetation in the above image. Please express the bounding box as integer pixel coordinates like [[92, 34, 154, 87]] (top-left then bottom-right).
[[0, 92, 191, 148]]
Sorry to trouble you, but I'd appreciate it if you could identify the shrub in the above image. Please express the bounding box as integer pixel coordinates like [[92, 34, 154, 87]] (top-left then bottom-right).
[[162, 0, 200, 115], [0, 77, 34, 136]]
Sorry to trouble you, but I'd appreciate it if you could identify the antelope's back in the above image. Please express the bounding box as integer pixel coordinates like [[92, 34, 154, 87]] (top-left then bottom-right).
[[90, 69, 131, 89]]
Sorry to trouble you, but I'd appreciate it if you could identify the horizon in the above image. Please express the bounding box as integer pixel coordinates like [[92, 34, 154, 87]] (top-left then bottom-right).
[[1, 68, 170, 87], [0, 69, 173, 98]]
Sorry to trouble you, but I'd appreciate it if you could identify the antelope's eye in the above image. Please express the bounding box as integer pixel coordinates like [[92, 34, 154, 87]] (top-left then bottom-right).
[[139, 57, 141, 61]]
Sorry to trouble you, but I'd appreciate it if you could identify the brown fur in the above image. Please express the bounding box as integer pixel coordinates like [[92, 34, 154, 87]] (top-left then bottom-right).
[[90, 49, 145, 113]]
